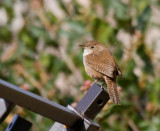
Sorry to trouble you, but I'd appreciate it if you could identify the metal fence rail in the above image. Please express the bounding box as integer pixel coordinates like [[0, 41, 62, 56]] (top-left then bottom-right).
[[0, 79, 110, 131]]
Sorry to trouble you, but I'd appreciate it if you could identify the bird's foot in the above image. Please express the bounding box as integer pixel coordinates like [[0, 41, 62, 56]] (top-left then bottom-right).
[[100, 82, 105, 89], [94, 79, 98, 84]]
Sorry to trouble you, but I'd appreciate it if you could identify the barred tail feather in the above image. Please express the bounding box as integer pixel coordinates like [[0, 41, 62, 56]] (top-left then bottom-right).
[[116, 65, 122, 78], [104, 76, 121, 104]]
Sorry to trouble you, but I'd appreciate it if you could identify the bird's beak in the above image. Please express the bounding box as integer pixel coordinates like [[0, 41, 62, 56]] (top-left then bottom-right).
[[78, 44, 85, 48]]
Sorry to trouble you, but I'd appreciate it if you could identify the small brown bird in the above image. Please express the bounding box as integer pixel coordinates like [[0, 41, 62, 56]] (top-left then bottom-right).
[[79, 40, 122, 104]]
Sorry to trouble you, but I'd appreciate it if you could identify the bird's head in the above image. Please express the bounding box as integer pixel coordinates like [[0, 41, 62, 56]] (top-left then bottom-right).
[[79, 40, 104, 56]]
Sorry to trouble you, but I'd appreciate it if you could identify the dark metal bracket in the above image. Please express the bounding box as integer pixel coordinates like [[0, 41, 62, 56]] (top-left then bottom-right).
[[5, 114, 32, 131], [0, 99, 14, 123], [0, 79, 110, 130]]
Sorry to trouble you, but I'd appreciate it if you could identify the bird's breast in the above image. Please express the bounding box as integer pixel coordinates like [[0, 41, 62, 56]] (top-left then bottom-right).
[[83, 57, 103, 80]]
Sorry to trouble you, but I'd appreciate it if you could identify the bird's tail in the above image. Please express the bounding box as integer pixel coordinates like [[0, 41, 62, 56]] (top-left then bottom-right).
[[104, 76, 121, 104]]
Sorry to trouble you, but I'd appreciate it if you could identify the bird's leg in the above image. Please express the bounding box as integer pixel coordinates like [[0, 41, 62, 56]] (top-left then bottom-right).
[[94, 79, 98, 84], [101, 82, 105, 88]]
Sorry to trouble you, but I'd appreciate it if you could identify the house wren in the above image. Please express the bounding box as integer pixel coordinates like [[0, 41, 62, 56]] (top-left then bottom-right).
[[79, 40, 122, 104]]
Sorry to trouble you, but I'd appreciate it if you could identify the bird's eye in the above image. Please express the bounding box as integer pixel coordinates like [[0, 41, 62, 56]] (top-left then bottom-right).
[[91, 46, 94, 49]]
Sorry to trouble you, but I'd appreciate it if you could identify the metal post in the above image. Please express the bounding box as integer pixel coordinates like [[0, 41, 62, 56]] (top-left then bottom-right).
[[0, 79, 110, 130], [75, 83, 109, 120], [50, 83, 110, 131]]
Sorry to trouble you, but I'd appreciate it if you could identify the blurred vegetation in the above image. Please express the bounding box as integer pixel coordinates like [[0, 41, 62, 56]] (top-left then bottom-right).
[[0, 0, 160, 131]]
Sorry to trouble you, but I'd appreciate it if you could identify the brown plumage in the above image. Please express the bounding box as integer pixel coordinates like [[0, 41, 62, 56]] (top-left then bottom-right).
[[79, 40, 122, 104]]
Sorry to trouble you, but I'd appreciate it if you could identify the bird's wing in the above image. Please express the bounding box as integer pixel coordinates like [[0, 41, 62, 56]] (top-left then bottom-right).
[[85, 50, 116, 78]]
